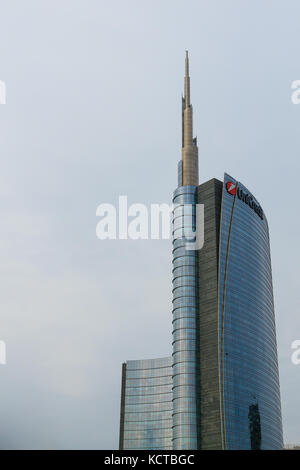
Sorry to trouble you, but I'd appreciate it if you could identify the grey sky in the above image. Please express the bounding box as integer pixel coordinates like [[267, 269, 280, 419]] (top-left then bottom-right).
[[0, 0, 299, 448]]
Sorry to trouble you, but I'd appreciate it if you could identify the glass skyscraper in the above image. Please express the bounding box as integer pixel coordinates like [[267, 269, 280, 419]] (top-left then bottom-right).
[[119, 358, 173, 450], [119, 52, 283, 450]]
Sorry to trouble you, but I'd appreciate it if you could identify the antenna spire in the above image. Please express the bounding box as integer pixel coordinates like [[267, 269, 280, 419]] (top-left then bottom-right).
[[180, 51, 199, 186], [184, 50, 190, 107]]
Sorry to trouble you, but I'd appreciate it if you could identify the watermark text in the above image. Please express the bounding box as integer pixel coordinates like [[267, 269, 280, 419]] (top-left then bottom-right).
[[0, 340, 6, 365], [96, 197, 204, 250], [291, 340, 300, 365], [0, 80, 6, 104]]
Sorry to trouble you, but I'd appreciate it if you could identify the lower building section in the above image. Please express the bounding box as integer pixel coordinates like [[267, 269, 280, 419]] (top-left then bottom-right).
[[119, 174, 283, 450], [119, 358, 173, 450]]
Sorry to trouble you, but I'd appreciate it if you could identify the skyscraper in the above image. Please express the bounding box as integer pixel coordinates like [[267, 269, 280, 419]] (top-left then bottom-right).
[[119, 52, 283, 450]]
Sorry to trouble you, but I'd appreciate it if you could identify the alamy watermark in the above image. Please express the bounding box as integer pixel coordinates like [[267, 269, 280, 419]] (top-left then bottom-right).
[[291, 80, 300, 104], [0, 341, 6, 365], [0, 80, 6, 104], [96, 196, 204, 250], [291, 340, 300, 365]]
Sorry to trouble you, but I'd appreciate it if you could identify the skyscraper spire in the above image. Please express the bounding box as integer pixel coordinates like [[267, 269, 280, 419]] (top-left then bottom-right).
[[180, 51, 199, 186], [184, 50, 190, 107]]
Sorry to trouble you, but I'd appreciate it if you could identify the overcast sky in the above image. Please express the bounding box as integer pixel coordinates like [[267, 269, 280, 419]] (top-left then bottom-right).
[[0, 0, 299, 449]]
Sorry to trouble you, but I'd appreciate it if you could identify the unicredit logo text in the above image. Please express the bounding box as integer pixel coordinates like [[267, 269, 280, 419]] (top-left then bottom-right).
[[226, 180, 264, 220]]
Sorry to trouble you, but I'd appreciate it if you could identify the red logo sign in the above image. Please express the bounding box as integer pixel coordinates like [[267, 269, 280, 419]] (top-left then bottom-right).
[[226, 181, 237, 196]]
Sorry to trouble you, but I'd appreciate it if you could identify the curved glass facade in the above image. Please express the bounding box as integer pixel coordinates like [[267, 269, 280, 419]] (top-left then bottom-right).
[[219, 174, 283, 449], [172, 186, 199, 450], [120, 358, 173, 450]]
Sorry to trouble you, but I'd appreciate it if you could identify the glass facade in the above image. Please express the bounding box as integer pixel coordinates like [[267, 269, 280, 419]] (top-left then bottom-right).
[[172, 186, 199, 450], [120, 358, 173, 450], [119, 174, 283, 450], [219, 173, 283, 449]]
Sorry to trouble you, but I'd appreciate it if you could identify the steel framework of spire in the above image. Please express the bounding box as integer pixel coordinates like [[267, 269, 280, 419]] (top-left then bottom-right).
[[181, 51, 199, 186]]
